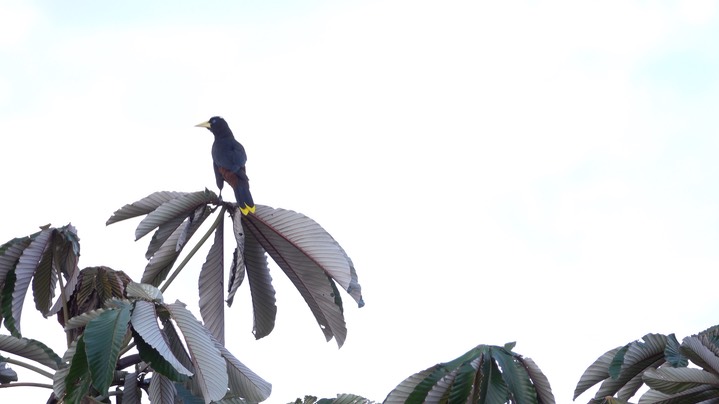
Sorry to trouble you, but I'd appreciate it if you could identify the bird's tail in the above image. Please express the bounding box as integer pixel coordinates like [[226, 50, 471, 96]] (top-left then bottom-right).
[[235, 187, 255, 215]]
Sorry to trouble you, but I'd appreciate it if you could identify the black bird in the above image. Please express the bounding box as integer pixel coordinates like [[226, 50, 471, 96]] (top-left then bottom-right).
[[195, 116, 256, 215]]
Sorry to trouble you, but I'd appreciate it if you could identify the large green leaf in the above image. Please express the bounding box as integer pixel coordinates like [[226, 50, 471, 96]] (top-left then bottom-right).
[[83, 302, 131, 394], [167, 301, 228, 403], [133, 330, 188, 382], [491, 347, 538, 404], [141, 206, 211, 286], [199, 214, 225, 344], [64, 336, 92, 403], [131, 300, 191, 377], [0, 334, 62, 370], [244, 205, 348, 346], [134, 190, 216, 241]]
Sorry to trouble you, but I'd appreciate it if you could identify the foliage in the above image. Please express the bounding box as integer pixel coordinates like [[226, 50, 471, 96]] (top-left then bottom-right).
[[574, 327, 719, 403], [383, 342, 554, 404], [0, 190, 364, 403]]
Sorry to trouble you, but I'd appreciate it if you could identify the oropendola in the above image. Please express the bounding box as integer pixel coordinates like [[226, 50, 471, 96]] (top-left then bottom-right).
[[196, 116, 256, 215]]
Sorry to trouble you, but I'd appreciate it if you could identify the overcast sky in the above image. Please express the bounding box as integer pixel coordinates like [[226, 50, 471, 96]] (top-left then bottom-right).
[[2, 1, 719, 403]]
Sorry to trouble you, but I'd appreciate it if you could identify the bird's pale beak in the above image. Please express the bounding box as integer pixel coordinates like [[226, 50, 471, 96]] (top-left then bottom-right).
[[195, 121, 212, 129]]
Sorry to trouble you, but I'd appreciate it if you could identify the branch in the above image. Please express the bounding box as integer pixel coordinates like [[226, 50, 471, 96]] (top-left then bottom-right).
[[0, 382, 53, 389], [3, 358, 54, 379]]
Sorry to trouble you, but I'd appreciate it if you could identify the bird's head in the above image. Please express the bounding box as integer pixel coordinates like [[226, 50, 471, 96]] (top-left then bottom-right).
[[195, 116, 232, 137]]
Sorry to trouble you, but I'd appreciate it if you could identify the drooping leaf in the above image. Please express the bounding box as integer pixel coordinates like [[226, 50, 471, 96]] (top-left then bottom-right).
[[682, 335, 719, 375], [142, 206, 211, 286], [133, 330, 188, 382], [146, 215, 186, 260], [41, 225, 81, 317], [31, 232, 55, 316], [8, 229, 53, 335], [609, 344, 630, 379], [167, 301, 228, 403], [123, 371, 142, 404], [491, 346, 538, 404], [244, 206, 347, 346], [242, 227, 276, 339], [148, 372, 179, 404], [520, 356, 555, 404], [214, 337, 272, 401], [244, 205, 363, 307], [383, 365, 436, 403], [83, 302, 131, 394], [199, 214, 225, 344], [226, 208, 246, 307], [0, 236, 34, 290], [64, 307, 109, 331], [106, 191, 189, 225], [126, 281, 164, 302], [131, 300, 192, 377], [64, 336, 92, 403], [639, 384, 719, 404], [587, 334, 668, 402], [0, 334, 62, 370], [643, 367, 719, 395], [574, 347, 623, 399], [135, 190, 216, 241]]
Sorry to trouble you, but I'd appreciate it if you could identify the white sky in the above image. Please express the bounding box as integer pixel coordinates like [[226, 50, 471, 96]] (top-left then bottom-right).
[[1, 1, 719, 403]]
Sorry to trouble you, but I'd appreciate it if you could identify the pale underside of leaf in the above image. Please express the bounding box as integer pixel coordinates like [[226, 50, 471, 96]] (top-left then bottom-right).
[[135, 190, 215, 241], [199, 217, 225, 345], [639, 384, 719, 404], [131, 300, 192, 376], [53, 338, 79, 399], [149, 372, 178, 404], [167, 301, 228, 403], [214, 337, 272, 402], [242, 224, 276, 339], [123, 371, 142, 404], [246, 205, 363, 307], [0, 334, 62, 370], [383, 365, 437, 403], [126, 281, 164, 302], [142, 206, 210, 286], [0, 237, 33, 288], [10, 229, 53, 335], [64, 307, 109, 330], [643, 367, 719, 394], [574, 347, 622, 400], [226, 208, 246, 307], [106, 191, 189, 225], [244, 206, 347, 346], [683, 335, 719, 375], [520, 356, 556, 404]]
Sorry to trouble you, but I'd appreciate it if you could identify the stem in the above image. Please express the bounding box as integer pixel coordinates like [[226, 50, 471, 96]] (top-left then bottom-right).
[[3, 357, 54, 379], [160, 207, 226, 293], [0, 382, 53, 389]]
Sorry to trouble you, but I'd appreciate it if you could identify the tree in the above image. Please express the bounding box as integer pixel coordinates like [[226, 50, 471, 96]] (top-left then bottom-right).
[[0, 190, 364, 403]]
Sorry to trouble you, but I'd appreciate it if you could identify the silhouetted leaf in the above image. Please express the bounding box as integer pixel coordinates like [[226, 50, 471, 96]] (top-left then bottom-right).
[[199, 215, 224, 344], [106, 191, 189, 225], [242, 228, 275, 339], [135, 190, 215, 241]]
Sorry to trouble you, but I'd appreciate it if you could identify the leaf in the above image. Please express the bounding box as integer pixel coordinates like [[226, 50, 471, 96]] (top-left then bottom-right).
[[243, 227, 276, 339], [199, 215, 225, 344], [244, 206, 348, 346], [83, 302, 131, 394], [383, 365, 436, 403], [0, 236, 35, 289], [0, 334, 62, 370], [141, 206, 211, 286], [244, 205, 364, 307], [643, 367, 719, 395], [146, 215, 186, 260], [491, 346, 538, 404], [609, 344, 630, 379], [8, 229, 53, 335], [64, 336, 92, 403], [134, 190, 215, 241], [682, 335, 719, 375], [520, 356, 555, 404], [226, 208, 246, 307], [133, 330, 188, 382], [64, 307, 109, 331], [148, 372, 178, 404], [123, 371, 142, 404], [214, 337, 272, 401], [167, 301, 228, 403], [594, 334, 668, 400], [665, 333, 689, 368], [106, 191, 189, 225], [131, 300, 192, 377], [639, 384, 719, 404], [574, 347, 623, 399], [126, 281, 164, 302]]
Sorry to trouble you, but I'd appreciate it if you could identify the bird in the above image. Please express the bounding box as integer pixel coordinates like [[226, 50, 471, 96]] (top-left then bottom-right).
[[195, 116, 256, 215]]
